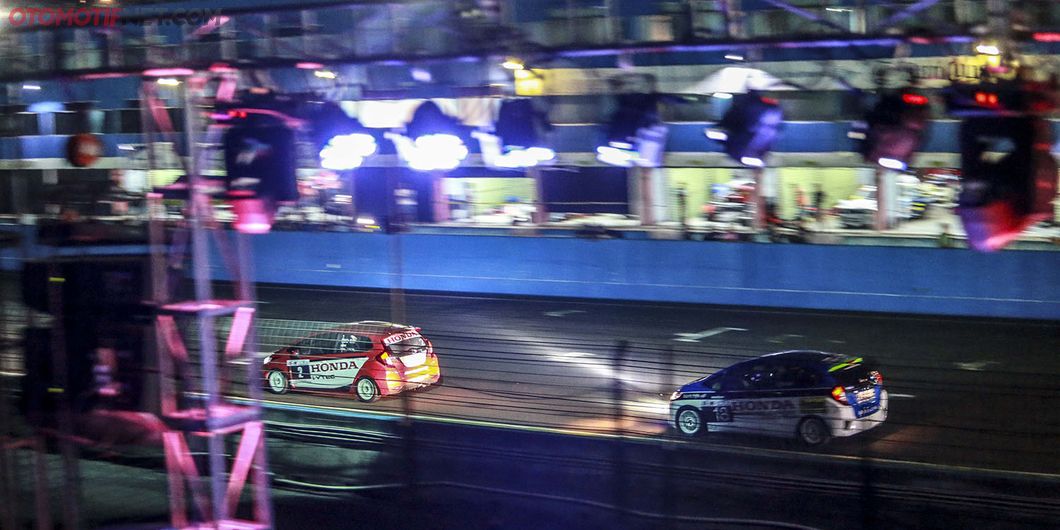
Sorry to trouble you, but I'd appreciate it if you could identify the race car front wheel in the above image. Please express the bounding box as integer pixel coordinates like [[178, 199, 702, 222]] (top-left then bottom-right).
[[797, 416, 830, 446], [355, 377, 380, 403], [265, 371, 289, 395], [675, 406, 704, 437]]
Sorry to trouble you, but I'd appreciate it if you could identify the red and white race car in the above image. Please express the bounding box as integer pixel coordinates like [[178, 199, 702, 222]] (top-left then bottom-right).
[[261, 321, 441, 402]]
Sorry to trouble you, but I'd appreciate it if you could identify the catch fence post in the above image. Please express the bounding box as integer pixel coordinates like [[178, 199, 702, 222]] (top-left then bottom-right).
[[661, 345, 677, 528], [611, 340, 629, 524]]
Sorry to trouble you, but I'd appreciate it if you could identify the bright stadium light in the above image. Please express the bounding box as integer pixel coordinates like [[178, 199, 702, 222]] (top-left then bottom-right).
[[877, 157, 907, 171], [525, 147, 556, 161], [854, 89, 931, 170], [975, 42, 1001, 56], [411, 134, 469, 171], [597, 93, 669, 168], [303, 101, 377, 171], [502, 57, 525, 70], [705, 129, 728, 141], [595, 145, 638, 167], [476, 98, 555, 169], [389, 101, 469, 171], [319, 133, 377, 170], [707, 91, 784, 167]]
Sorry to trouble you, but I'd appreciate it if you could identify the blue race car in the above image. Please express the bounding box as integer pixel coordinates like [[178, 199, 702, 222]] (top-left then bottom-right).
[[670, 351, 888, 445]]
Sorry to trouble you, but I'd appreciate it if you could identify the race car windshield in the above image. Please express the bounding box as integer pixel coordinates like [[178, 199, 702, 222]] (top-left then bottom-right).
[[387, 336, 427, 356]]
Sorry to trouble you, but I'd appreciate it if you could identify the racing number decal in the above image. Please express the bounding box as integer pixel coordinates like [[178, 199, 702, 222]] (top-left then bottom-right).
[[702, 404, 734, 423], [715, 405, 732, 422], [287, 359, 311, 380]]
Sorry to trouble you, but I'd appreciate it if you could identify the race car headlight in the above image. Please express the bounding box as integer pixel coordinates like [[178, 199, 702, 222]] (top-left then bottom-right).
[[669, 391, 683, 401], [262, 355, 273, 365]]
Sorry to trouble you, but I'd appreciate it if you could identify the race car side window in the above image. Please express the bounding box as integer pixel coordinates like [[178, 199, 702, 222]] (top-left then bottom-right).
[[700, 372, 726, 391], [795, 366, 820, 387], [314, 333, 341, 355], [774, 364, 819, 389], [741, 363, 776, 390], [292, 337, 319, 355], [296, 333, 345, 355], [337, 333, 374, 353], [717, 371, 745, 392]]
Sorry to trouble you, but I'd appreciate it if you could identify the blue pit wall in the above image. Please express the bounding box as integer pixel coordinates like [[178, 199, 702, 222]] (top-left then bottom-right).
[[222, 231, 1057, 320], [3, 224, 1056, 320]]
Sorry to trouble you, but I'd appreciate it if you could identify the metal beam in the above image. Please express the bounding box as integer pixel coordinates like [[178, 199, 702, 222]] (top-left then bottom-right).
[[870, 0, 942, 34], [0, 33, 977, 84], [756, 0, 852, 35]]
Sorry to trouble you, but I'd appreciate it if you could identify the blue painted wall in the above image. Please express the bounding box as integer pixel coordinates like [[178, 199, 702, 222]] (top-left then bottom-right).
[[0, 224, 148, 271], [4, 224, 1056, 319], [215, 231, 1060, 320]]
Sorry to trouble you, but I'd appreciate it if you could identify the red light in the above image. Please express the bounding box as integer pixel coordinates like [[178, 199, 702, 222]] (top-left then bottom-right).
[[975, 92, 1000, 107], [902, 93, 928, 105], [760, 97, 779, 105], [1033, 32, 1060, 42], [869, 370, 883, 386], [831, 386, 848, 404]]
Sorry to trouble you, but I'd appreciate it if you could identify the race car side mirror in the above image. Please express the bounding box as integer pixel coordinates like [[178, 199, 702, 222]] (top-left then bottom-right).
[[288, 348, 301, 356]]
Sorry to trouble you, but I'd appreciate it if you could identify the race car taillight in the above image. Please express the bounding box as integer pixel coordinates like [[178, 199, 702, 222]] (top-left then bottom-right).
[[869, 370, 883, 386], [831, 386, 849, 404], [378, 351, 395, 367]]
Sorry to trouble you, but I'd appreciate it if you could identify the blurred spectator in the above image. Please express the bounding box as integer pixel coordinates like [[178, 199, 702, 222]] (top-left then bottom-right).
[[795, 186, 807, 217], [813, 184, 825, 222], [938, 222, 955, 248]]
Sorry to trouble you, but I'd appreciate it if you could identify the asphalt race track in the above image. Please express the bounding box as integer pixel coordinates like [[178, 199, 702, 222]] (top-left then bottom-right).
[[244, 284, 1060, 476]]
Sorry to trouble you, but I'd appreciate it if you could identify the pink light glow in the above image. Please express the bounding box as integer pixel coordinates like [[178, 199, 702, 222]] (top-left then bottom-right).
[[232, 199, 273, 234], [208, 63, 239, 73], [143, 68, 194, 77], [296, 62, 325, 70], [78, 72, 129, 80]]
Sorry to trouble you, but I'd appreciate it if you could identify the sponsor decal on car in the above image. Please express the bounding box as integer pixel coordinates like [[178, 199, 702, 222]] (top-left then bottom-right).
[[308, 360, 360, 373], [731, 399, 798, 418], [383, 331, 420, 345], [799, 397, 827, 415]]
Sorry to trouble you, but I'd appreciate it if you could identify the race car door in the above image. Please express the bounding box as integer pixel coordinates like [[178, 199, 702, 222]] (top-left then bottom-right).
[[724, 361, 796, 437], [290, 332, 368, 390]]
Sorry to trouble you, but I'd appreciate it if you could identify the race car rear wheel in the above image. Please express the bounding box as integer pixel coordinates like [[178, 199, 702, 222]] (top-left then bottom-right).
[[675, 406, 704, 437], [797, 416, 830, 446], [265, 371, 289, 395], [355, 377, 380, 403]]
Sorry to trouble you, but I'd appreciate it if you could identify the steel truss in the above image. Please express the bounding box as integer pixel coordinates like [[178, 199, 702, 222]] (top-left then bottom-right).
[[146, 71, 273, 529]]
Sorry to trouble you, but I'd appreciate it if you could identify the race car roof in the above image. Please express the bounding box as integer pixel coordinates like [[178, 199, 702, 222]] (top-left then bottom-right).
[[331, 320, 417, 337], [762, 350, 864, 367]]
